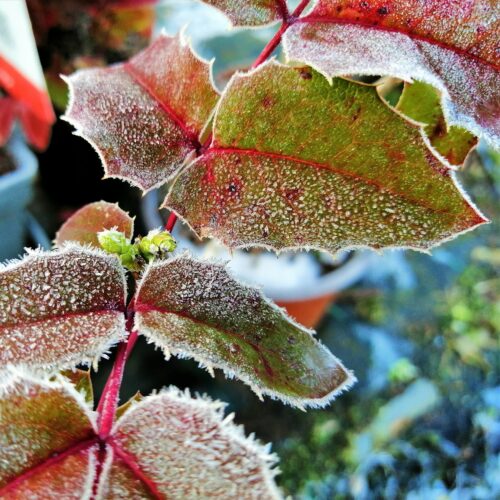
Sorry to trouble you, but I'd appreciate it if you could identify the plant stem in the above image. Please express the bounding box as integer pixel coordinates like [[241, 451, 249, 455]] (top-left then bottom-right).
[[97, 0, 313, 440], [165, 212, 178, 232], [97, 330, 139, 440], [251, 0, 311, 68]]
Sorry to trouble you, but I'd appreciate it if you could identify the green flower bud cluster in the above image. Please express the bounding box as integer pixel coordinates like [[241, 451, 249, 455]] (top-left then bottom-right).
[[97, 228, 176, 270]]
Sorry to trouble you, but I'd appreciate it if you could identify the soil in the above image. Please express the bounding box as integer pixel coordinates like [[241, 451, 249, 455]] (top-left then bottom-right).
[[0, 149, 16, 177]]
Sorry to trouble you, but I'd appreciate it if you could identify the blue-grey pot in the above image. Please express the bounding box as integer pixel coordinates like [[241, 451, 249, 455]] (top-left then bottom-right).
[[0, 134, 37, 260]]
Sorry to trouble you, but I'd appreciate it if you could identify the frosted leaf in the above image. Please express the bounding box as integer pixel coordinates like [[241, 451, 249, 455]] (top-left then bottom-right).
[[55, 201, 134, 248], [200, 0, 287, 27], [165, 62, 487, 255], [0, 245, 127, 372], [283, 0, 500, 146], [97, 388, 281, 499], [393, 81, 478, 167], [0, 370, 98, 499], [63, 32, 220, 192], [134, 255, 354, 407]]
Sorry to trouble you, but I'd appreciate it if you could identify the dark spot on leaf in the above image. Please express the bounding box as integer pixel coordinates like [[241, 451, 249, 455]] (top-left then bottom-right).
[[262, 96, 273, 108], [288, 336, 297, 345], [377, 6, 389, 16], [228, 182, 238, 193], [299, 69, 313, 80], [431, 116, 447, 139], [284, 187, 303, 201]]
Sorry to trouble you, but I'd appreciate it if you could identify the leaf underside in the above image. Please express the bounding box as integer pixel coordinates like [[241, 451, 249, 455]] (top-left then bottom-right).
[[55, 201, 134, 248], [165, 62, 486, 255], [63, 33, 219, 192], [201, 0, 286, 27], [134, 255, 353, 407], [0, 245, 126, 371], [0, 372, 280, 498], [393, 81, 478, 167], [283, 0, 500, 146]]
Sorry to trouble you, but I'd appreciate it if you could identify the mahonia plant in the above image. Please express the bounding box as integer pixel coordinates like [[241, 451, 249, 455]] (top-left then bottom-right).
[[1, 1, 498, 497]]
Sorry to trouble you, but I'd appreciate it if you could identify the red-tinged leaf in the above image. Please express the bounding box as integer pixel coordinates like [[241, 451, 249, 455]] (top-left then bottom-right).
[[63, 33, 220, 192], [165, 62, 487, 254], [133, 255, 354, 407], [393, 81, 478, 167], [0, 371, 98, 499], [201, 0, 287, 27], [283, 0, 500, 146], [60, 369, 94, 406], [0, 245, 127, 371], [97, 388, 281, 498], [55, 201, 134, 248]]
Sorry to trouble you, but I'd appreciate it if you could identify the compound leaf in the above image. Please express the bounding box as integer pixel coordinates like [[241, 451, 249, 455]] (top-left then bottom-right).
[[63, 33, 219, 192], [201, 0, 287, 27], [133, 254, 353, 407], [165, 62, 486, 254], [98, 388, 281, 498], [0, 245, 127, 371], [55, 201, 134, 248], [283, 0, 500, 146], [0, 371, 98, 499], [394, 81, 478, 167]]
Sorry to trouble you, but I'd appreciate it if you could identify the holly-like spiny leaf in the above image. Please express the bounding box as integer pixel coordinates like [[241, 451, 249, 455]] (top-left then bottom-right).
[[63, 32, 220, 192], [0, 371, 98, 499], [0, 371, 281, 498], [97, 388, 281, 499], [283, 0, 500, 146], [55, 201, 134, 248], [0, 245, 127, 371], [394, 81, 478, 167], [200, 0, 288, 27], [165, 62, 487, 255], [133, 254, 354, 407]]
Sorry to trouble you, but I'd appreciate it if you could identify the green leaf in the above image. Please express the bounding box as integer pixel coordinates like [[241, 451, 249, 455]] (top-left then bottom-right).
[[200, 0, 287, 27], [133, 255, 354, 407], [0, 245, 127, 371], [55, 201, 134, 248], [395, 81, 478, 167], [165, 62, 487, 254], [0, 371, 98, 498], [283, 0, 499, 146], [60, 369, 94, 406], [63, 33, 220, 192], [98, 388, 281, 498]]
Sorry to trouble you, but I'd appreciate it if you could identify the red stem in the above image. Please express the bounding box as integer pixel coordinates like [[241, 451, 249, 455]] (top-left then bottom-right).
[[96, 0, 313, 452], [97, 330, 139, 440], [165, 212, 178, 232]]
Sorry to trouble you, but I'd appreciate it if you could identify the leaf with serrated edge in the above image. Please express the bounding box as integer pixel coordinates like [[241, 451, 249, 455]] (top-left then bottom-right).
[[0, 370, 98, 499], [0, 245, 127, 372], [201, 0, 287, 27], [283, 0, 499, 146], [63, 32, 220, 192], [133, 254, 354, 407], [97, 388, 281, 498], [165, 62, 487, 255], [60, 369, 94, 406], [394, 81, 478, 167], [55, 201, 134, 248]]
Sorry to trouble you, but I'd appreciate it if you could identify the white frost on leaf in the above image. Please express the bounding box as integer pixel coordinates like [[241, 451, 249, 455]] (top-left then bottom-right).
[[0, 244, 127, 373], [134, 254, 355, 408], [284, 23, 499, 147], [98, 387, 282, 499]]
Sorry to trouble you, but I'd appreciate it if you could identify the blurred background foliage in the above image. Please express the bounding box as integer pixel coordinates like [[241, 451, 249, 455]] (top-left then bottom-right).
[[20, 1, 500, 498]]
